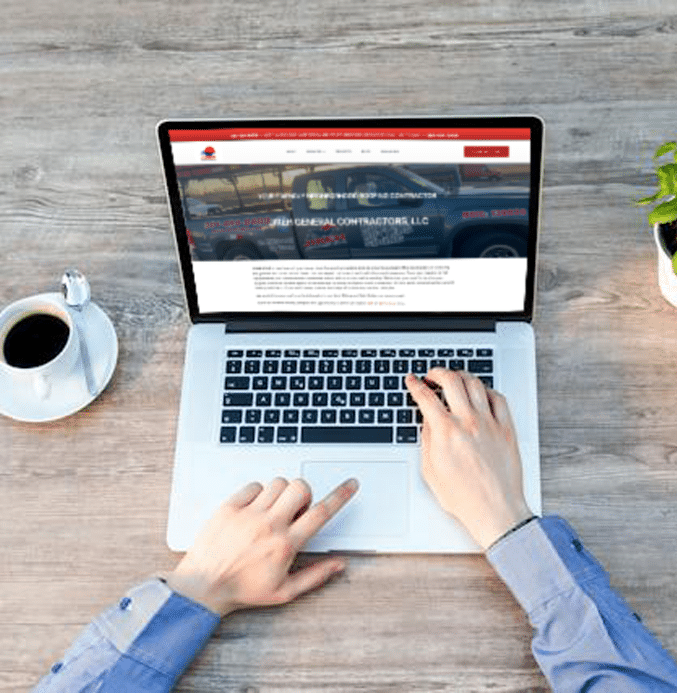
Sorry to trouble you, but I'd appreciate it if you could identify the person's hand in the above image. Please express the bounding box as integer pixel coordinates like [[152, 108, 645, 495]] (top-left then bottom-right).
[[405, 369, 532, 550], [165, 477, 358, 616]]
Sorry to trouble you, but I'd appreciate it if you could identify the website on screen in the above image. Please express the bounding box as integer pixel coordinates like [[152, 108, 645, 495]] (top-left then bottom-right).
[[168, 127, 532, 313]]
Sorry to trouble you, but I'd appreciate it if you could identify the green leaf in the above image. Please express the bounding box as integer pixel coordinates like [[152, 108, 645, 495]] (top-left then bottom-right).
[[672, 250, 677, 276], [648, 198, 677, 225], [637, 191, 662, 205], [656, 165, 677, 197], [655, 141, 677, 160]]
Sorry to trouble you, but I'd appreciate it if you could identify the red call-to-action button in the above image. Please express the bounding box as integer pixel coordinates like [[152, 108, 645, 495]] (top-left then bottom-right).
[[464, 146, 510, 157]]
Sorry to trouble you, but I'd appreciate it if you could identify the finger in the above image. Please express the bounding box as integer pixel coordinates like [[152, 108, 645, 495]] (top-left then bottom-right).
[[270, 478, 312, 525], [226, 481, 264, 509], [425, 368, 473, 418], [405, 373, 448, 422], [487, 388, 514, 428], [252, 477, 289, 510], [290, 478, 359, 545], [458, 371, 492, 415], [273, 558, 346, 604]]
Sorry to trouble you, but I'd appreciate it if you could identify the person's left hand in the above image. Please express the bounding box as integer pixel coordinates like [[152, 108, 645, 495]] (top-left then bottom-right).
[[165, 477, 358, 616]]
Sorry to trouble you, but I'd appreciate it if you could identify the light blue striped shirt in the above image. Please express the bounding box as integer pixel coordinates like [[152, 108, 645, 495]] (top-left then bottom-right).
[[30, 516, 677, 692]]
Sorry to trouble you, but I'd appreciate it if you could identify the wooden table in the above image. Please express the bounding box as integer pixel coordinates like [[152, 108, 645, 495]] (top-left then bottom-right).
[[3, 1, 677, 690]]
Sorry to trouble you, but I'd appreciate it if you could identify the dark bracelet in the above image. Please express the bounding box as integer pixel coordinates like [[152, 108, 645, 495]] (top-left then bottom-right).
[[487, 515, 539, 551]]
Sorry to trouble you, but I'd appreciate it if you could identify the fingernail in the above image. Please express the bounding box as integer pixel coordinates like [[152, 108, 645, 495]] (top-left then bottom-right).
[[345, 478, 359, 492], [333, 560, 346, 573]]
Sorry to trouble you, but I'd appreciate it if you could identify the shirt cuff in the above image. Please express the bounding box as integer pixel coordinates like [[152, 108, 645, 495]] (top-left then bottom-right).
[[485, 515, 608, 615], [95, 578, 221, 688]]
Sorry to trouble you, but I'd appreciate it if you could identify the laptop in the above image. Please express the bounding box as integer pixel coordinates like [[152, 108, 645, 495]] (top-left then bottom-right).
[[156, 116, 543, 553]]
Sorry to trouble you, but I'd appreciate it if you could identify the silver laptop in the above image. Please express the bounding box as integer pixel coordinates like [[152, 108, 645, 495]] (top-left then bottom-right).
[[157, 116, 543, 553]]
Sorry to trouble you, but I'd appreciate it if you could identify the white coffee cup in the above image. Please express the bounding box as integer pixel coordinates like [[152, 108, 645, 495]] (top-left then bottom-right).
[[0, 293, 80, 400]]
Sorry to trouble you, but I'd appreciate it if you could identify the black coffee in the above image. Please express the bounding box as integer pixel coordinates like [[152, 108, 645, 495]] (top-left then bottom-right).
[[3, 313, 70, 368]]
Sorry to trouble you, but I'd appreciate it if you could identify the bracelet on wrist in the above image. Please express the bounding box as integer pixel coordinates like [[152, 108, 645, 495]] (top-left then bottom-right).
[[487, 515, 539, 551]]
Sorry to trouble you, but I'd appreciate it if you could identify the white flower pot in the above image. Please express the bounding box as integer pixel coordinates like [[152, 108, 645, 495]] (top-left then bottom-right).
[[654, 222, 677, 307]]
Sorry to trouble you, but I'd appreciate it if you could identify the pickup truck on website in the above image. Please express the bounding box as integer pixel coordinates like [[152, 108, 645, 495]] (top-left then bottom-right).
[[180, 164, 529, 261]]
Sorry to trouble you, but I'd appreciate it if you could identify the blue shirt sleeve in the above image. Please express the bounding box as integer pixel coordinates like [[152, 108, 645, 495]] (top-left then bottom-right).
[[30, 578, 221, 693], [487, 515, 677, 692]]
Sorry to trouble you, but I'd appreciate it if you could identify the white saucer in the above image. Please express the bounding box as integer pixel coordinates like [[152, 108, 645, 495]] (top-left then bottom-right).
[[0, 296, 118, 422]]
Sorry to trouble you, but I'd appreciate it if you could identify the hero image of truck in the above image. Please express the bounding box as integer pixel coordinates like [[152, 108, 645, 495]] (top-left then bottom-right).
[[177, 163, 530, 261]]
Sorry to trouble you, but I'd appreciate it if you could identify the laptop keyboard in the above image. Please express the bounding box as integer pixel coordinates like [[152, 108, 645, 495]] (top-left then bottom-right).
[[220, 347, 494, 445]]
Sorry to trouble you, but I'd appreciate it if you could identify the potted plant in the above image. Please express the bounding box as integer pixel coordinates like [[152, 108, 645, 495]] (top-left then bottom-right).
[[637, 141, 677, 305]]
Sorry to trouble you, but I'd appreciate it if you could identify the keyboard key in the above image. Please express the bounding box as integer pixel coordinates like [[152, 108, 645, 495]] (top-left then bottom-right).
[[378, 409, 394, 424], [226, 360, 242, 373], [380, 349, 396, 357], [361, 349, 377, 357], [293, 392, 309, 407], [225, 376, 250, 390], [239, 426, 255, 443], [346, 376, 361, 389], [396, 426, 418, 443], [290, 376, 306, 389], [302, 409, 318, 424], [411, 360, 427, 374], [308, 376, 324, 389], [263, 360, 279, 373], [245, 409, 262, 424], [418, 348, 434, 357], [479, 376, 494, 388], [430, 359, 446, 369], [220, 426, 236, 443], [337, 360, 353, 374], [449, 359, 464, 370], [300, 360, 316, 373], [265, 349, 281, 358], [359, 409, 375, 424], [393, 360, 409, 373], [282, 360, 297, 373], [399, 348, 415, 357], [258, 426, 275, 443], [319, 360, 334, 373], [356, 360, 371, 373], [274, 392, 291, 407], [397, 409, 413, 424], [341, 349, 358, 357], [223, 392, 253, 407], [350, 392, 366, 407], [375, 360, 389, 373], [365, 376, 380, 389], [468, 359, 493, 374], [246, 350, 262, 358], [221, 410, 243, 424], [438, 348, 454, 357], [303, 349, 320, 357], [301, 426, 393, 444], [457, 348, 474, 357], [264, 410, 280, 424], [283, 409, 299, 424], [227, 349, 243, 358], [369, 392, 385, 407], [331, 392, 347, 407], [271, 376, 287, 389], [388, 392, 404, 406], [477, 348, 493, 357], [322, 349, 339, 357], [253, 376, 268, 389], [244, 360, 260, 373], [340, 409, 356, 424], [277, 427, 299, 443], [312, 392, 328, 407], [327, 376, 343, 389], [321, 409, 337, 424], [256, 392, 272, 407], [284, 349, 300, 357], [383, 376, 399, 389]]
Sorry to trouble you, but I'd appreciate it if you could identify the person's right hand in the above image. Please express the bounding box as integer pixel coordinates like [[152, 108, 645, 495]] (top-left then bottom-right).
[[405, 369, 533, 550]]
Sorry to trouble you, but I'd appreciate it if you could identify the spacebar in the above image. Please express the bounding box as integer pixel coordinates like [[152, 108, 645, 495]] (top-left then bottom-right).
[[301, 426, 393, 444]]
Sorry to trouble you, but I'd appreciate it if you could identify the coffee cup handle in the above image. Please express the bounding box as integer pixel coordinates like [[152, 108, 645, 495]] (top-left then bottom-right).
[[33, 373, 51, 400]]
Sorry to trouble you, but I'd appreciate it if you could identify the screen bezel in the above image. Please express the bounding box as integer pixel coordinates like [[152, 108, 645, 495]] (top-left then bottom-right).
[[157, 115, 543, 326]]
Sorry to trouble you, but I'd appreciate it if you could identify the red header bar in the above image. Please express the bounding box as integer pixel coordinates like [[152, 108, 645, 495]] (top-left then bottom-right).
[[169, 128, 531, 142]]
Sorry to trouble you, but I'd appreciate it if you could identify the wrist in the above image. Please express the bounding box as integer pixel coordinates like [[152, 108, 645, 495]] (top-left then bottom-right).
[[163, 568, 236, 617], [470, 505, 534, 551]]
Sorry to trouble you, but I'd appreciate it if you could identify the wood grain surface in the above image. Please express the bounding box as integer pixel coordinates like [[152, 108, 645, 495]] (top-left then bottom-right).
[[2, 1, 677, 691]]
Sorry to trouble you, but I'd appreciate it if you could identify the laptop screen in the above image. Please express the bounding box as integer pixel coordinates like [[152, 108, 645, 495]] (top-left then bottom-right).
[[158, 117, 542, 322]]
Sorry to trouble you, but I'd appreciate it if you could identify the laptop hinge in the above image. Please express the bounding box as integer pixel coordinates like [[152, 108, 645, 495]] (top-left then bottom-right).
[[224, 317, 497, 333]]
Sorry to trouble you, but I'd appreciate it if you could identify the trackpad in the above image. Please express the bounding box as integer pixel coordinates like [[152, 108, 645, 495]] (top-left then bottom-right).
[[302, 461, 408, 537]]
